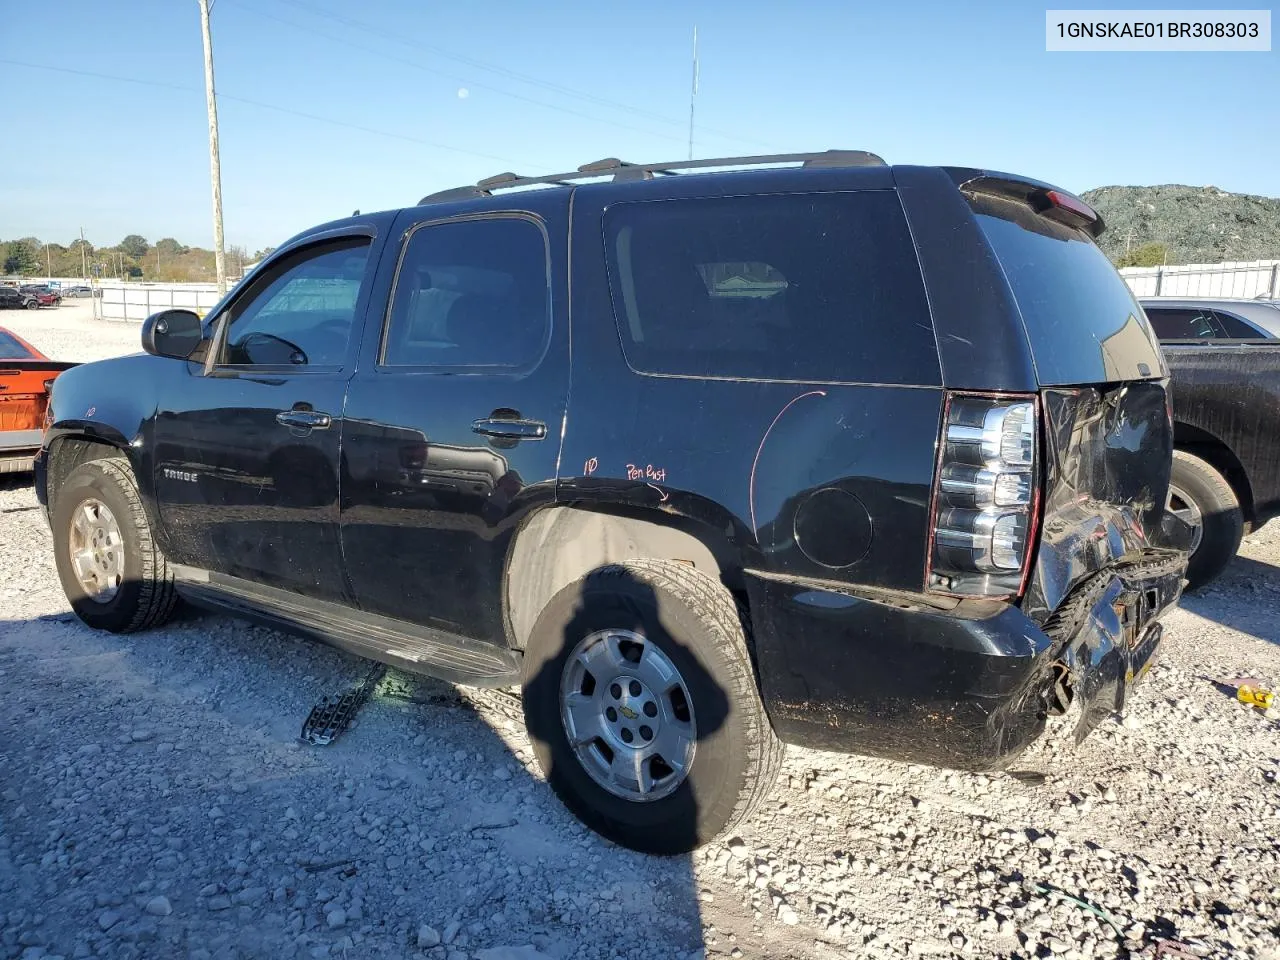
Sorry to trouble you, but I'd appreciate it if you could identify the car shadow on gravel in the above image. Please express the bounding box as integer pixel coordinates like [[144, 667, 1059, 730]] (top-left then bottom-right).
[[0, 473, 36, 495], [1179, 554, 1280, 647], [0, 572, 720, 960]]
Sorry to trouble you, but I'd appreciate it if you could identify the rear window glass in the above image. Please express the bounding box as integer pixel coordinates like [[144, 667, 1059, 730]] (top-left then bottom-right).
[[969, 194, 1163, 384], [603, 191, 939, 384]]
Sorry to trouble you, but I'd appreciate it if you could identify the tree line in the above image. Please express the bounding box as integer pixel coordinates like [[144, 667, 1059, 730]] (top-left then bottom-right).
[[1, 236, 276, 283], [0, 232, 1182, 280]]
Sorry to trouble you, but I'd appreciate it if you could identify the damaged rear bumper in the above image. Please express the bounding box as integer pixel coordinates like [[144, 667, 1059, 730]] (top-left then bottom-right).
[[745, 549, 1185, 770], [1042, 552, 1184, 741]]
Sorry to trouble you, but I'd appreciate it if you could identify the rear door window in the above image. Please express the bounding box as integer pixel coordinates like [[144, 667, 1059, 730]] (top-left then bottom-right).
[[603, 191, 938, 385], [380, 217, 550, 370], [1144, 307, 1222, 340]]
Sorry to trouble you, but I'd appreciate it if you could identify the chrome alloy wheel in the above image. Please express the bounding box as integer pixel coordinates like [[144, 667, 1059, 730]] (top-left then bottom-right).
[[1167, 482, 1204, 555], [68, 498, 124, 603], [559, 628, 697, 801]]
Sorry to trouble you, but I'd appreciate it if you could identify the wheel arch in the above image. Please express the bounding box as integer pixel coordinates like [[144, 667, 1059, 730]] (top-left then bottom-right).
[[1173, 421, 1255, 524], [46, 434, 131, 510], [44, 434, 166, 550], [503, 503, 748, 652]]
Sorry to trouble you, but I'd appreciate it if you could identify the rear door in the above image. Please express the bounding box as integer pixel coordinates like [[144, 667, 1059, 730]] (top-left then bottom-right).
[[340, 199, 570, 643], [152, 229, 380, 601]]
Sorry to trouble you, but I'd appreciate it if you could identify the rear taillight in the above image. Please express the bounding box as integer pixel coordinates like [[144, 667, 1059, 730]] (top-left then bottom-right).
[[927, 393, 1040, 598], [41, 381, 56, 434]]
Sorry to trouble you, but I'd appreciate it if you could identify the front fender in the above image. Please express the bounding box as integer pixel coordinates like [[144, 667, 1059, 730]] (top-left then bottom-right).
[[41, 353, 175, 547]]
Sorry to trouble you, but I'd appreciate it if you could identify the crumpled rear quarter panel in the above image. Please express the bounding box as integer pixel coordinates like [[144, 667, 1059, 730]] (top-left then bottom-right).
[[1024, 380, 1180, 624]]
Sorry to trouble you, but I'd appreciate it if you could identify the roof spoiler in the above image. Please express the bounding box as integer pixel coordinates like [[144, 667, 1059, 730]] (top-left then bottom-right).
[[947, 169, 1105, 238]]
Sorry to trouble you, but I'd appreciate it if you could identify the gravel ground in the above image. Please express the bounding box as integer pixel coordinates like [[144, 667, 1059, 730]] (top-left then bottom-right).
[[1, 305, 1279, 960]]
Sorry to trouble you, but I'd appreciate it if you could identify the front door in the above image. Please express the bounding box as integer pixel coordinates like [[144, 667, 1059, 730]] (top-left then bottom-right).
[[152, 233, 378, 601], [340, 204, 570, 643]]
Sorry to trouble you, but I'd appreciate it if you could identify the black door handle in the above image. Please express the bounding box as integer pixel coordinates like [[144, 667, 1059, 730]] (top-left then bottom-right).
[[276, 409, 332, 430], [471, 417, 547, 440]]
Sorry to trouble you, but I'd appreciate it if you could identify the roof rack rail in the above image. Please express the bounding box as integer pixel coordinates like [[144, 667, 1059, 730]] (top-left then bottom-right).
[[417, 149, 886, 205]]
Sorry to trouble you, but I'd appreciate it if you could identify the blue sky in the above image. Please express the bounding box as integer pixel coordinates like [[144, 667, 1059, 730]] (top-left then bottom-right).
[[1, 0, 1276, 252]]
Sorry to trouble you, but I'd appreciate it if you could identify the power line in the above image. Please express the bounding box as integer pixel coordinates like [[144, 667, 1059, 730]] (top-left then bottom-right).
[[257, 0, 777, 151], [0, 58, 542, 169], [223, 2, 706, 149], [273, 0, 684, 127]]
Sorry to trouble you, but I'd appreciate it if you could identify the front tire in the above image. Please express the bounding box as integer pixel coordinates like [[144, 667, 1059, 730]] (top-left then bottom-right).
[[521, 559, 783, 854], [52, 457, 180, 632], [1169, 449, 1243, 590]]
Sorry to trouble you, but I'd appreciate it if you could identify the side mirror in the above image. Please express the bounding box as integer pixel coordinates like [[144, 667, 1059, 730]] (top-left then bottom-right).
[[141, 309, 204, 360]]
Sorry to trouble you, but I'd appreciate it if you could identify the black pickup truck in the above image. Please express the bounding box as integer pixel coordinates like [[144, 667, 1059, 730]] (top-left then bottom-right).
[[36, 152, 1190, 853], [1166, 347, 1280, 588], [1145, 299, 1280, 588]]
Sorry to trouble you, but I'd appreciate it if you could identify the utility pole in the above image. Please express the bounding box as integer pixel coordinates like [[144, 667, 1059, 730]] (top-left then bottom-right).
[[198, 0, 227, 296], [79, 228, 88, 280], [687, 26, 699, 161], [45, 242, 51, 279]]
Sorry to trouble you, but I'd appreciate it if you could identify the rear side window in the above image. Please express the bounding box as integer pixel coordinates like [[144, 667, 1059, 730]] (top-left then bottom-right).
[[603, 192, 938, 384], [1213, 310, 1263, 338], [1144, 307, 1221, 340]]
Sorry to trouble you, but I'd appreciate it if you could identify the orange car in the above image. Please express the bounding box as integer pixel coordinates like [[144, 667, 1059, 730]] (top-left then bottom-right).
[[0, 328, 76, 474]]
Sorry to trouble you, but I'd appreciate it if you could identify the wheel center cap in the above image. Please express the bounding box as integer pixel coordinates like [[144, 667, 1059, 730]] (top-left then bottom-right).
[[600, 674, 661, 748]]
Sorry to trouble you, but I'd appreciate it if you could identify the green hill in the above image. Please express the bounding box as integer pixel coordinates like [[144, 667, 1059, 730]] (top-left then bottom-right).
[[1081, 184, 1280, 266]]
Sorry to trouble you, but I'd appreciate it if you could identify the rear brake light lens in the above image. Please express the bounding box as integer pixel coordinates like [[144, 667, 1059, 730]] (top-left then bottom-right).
[[41, 381, 56, 434], [1044, 189, 1099, 225], [928, 394, 1039, 597]]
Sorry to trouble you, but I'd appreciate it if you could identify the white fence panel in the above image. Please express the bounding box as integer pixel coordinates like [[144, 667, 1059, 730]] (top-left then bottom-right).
[[96, 283, 223, 323], [1121, 259, 1280, 300]]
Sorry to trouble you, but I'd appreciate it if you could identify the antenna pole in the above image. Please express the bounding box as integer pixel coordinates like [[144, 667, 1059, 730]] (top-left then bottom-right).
[[687, 26, 699, 161]]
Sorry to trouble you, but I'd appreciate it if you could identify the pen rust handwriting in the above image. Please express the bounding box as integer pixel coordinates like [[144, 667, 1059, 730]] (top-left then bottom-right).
[[627, 464, 666, 483], [645, 483, 670, 503]]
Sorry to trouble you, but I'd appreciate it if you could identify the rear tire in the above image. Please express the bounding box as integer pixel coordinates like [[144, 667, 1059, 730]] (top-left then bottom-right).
[[25, 300, 37, 310], [520, 559, 783, 854], [52, 457, 180, 632], [1170, 449, 1243, 590]]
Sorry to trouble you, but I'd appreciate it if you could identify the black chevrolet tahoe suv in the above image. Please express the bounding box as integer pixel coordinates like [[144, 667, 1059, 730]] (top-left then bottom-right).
[[35, 151, 1190, 854]]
